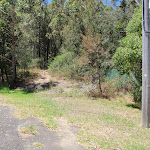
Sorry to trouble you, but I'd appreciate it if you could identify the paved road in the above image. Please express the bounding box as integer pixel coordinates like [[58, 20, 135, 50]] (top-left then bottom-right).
[[0, 105, 24, 150], [0, 105, 85, 150]]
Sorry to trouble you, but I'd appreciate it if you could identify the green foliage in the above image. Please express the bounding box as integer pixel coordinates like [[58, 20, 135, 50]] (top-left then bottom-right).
[[62, 20, 82, 54], [49, 52, 78, 78], [126, 5, 142, 36], [29, 58, 41, 68], [0, 18, 5, 27], [0, 0, 140, 100], [49, 13, 68, 31], [16, 36, 33, 70], [69, 0, 80, 13], [113, 5, 142, 102]]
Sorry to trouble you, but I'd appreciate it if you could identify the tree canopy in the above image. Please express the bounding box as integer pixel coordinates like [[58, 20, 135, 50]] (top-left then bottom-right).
[[0, 0, 142, 100]]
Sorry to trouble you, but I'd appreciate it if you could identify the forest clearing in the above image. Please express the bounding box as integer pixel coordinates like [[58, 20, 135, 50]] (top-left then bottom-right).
[[0, 0, 147, 149]]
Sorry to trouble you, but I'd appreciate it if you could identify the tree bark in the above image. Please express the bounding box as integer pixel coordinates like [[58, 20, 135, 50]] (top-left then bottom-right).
[[98, 73, 103, 96], [5, 68, 9, 83], [1, 68, 4, 83], [38, 21, 41, 58], [11, 5, 16, 84]]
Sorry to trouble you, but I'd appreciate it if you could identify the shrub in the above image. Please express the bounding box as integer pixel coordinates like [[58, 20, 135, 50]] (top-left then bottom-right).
[[113, 6, 142, 102], [49, 52, 79, 78], [85, 70, 132, 99]]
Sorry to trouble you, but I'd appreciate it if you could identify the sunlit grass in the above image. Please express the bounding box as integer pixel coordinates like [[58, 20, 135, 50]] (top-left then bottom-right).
[[0, 86, 64, 129], [41, 88, 150, 150], [0, 85, 150, 149]]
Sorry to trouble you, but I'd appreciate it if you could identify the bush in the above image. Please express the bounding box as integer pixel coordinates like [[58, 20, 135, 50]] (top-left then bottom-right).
[[113, 6, 142, 102], [49, 52, 79, 78], [85, 70, 132, 99], [102, 78, 132, 99]]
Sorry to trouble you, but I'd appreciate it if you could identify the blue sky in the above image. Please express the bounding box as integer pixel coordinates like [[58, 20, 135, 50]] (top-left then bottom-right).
[[46, 0, 121, 6], [103, 0, 121, 6], [46, 0, 52, 3]]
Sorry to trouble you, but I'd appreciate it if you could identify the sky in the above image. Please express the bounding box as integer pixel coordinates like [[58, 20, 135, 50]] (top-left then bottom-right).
[[103, 0, 121, 6], [46, 0, 121, 6], [46, 0, 52, 3]]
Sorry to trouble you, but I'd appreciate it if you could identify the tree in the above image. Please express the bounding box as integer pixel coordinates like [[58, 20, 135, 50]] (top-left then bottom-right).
[[0, 0, 18, 84], [81, 29, 111, 96], [0, 0, 47, 84], [113, 5, 142, 101]]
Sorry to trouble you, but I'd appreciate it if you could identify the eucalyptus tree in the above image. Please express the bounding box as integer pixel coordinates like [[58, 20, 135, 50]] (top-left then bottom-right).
[[0, 0, 18, 84], [0, 0, 45, 83]]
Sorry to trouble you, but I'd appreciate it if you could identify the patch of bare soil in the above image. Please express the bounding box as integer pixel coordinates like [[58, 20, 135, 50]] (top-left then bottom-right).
[[57, 117, 84, 150], [18, 70, 55, 92], [30, 70, 51, 85], [19, 69, 96, 95]]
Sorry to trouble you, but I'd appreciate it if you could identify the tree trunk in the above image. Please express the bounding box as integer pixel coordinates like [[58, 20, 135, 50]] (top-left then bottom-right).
[[98, 73, 103, 96], [11, 5, 16, 84], [38, 22, 41, 58], [1, 68, 4, 83], [5, 68, 9, 83]]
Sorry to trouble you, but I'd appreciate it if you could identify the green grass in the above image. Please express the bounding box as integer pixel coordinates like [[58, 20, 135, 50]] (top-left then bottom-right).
[[1, 85, 150, 149], [43, 88, 150, 150], [0, 86, 64, 129]]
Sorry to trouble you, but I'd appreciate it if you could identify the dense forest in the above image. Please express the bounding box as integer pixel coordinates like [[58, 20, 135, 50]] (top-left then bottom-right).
[[0, 0, 141, 101]]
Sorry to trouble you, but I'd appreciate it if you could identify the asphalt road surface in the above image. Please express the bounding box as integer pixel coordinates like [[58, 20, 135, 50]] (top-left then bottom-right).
[[0, 105, 86, 150]]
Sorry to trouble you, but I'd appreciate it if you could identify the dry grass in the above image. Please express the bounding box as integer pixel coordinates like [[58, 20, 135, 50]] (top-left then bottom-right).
[[18, 125, 38, 136], [39, 88, 149, 150], [0, 70, 148, 150], [33, 142, 44, 149]]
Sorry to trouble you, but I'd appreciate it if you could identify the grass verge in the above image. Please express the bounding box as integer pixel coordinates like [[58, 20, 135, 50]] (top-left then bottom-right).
[[40, 88, 150, 150], [0, 86, 64, 129], [0, 84, 150, 150]]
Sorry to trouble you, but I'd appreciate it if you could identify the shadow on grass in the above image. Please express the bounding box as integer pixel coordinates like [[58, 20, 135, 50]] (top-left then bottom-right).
[[126, 103, 141, 110], [0, 81, 58, 94], [22, 82, 58, 94]]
